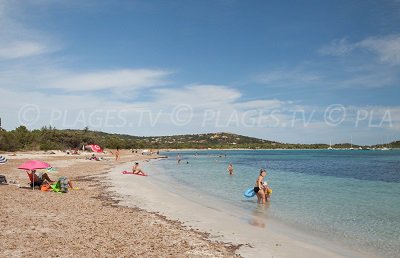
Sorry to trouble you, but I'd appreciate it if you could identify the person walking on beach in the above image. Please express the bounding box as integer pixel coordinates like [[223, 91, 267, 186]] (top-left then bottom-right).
[[254, 169, 267, 204], [227, 163, 234, 175], [115, 148, 120, 161]]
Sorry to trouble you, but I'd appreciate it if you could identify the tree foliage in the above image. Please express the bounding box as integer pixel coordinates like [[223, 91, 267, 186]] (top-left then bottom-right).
[[0, 126, 397, 151]]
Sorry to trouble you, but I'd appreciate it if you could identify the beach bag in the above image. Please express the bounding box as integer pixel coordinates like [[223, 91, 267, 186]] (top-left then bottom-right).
[[58, 176, 69, 193], [41, 183, 50, 192], [0, 175, 7, 184]]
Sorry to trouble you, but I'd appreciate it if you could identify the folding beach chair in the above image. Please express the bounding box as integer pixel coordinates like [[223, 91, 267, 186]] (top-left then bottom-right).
[[26, 172, 44, 188]]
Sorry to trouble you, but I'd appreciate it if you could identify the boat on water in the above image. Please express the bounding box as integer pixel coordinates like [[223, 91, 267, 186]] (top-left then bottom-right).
[[350, 137, 354, 150], [328, 138, 333, 150]]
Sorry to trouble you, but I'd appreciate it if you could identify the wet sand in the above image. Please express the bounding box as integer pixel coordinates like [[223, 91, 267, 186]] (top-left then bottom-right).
[[109, 159, 369, 258]]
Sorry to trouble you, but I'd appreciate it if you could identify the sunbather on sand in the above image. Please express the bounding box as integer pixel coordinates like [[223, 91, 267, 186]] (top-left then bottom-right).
[[30, 170, 54, 184], [132, 162, 147, 175], [51, 176, 75, 193]]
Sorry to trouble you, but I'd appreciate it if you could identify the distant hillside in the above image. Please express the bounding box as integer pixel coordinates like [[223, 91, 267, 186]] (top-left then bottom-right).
[[0, 125, 398, 151], [381, 141, 400, 148]]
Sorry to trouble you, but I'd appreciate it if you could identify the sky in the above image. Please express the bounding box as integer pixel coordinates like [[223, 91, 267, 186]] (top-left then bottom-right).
[[0, 0, 399, 145]]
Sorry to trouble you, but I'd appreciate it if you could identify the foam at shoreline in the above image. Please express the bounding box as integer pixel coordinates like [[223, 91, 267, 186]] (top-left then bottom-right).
[[108, 159, 368, 258]]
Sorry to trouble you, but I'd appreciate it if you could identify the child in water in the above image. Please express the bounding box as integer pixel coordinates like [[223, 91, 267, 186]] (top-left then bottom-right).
[[262, 181, 272, 202]]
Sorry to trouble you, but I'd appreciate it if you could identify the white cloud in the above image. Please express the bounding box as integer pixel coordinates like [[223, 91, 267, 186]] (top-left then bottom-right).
[[234, 99, 288, 111], [319, 35, 400, 65], [254, 69, 321, 87], [46, 69, 173, 92], [336, 69, 397, 88], [318, 38, 356, 56], [0, 41, 48, 59], [0, 2, 56, 60], [358, 35, 400, 65], [152, 84, 241, 108], [1, 84, 399, 145]]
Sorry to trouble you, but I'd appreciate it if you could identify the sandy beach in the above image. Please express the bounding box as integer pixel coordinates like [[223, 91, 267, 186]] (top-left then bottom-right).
[[0, 151, 240, 257]]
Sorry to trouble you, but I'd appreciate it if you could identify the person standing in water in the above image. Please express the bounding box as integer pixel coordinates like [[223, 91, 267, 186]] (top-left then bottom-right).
[[254, 169, 267, 204], [227, 163, 234, 175], [177, 154, 181, 164]]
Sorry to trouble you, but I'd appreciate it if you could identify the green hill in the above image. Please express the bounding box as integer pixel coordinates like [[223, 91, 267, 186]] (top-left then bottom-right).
[[0, 125, 398, 151]]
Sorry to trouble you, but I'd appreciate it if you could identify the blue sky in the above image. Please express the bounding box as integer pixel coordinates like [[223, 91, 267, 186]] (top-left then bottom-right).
[[0, 0, 399, 145]]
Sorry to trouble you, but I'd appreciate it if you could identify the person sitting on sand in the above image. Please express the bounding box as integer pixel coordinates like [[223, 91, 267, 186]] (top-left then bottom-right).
[[89, 154, 100, 161], [29, 170, 54, 185], [227, 163, 234, 175], [132, 162, 147, 176], [51, 176, 74, 193], [254, 169, 267, 204]]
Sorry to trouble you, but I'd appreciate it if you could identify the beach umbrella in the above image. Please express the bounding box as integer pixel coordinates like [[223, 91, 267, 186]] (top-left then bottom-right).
[[0, 156, 7, 165], [18, 160, 51, 189], [85, 144, 103, 153], [18, 160, 51, 170]]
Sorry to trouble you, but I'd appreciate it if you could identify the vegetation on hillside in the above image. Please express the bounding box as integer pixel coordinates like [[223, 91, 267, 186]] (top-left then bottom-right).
[[0, 126, 397, 151]]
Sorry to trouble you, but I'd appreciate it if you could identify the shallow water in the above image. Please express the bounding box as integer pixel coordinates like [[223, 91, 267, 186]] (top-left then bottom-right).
[[151, 149, 400, 258]]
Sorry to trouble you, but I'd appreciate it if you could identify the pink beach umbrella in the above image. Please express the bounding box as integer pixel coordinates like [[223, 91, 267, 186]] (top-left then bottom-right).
[[18, 160, 51, 170], [85, 144, 103, 153], [18, 160, 51, 189]]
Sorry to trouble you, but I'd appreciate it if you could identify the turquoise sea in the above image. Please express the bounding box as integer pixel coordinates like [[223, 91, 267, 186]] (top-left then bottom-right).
[[154, 149, 400, 258]]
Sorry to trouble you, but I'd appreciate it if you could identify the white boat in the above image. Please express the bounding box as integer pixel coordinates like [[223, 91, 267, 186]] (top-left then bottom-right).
[[328, 138, 333, 150], [349, 136, 354, 150]]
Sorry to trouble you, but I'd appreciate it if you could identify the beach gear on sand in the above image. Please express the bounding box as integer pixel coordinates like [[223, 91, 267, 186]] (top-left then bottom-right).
[[58, 176, 70, 193], [121, 170, 148, 176], [85, 144, 103, 153], [244, 188, 256, 198], [45, 167, 57, 173], [41, 183, 51, 192], [18, 160, 51, 189], [0, 175, 7, 184], [18, 160, 51, 170], [50, 176, 70, 193], [26, 172, 44, 188], [0, 156, 7, 164]]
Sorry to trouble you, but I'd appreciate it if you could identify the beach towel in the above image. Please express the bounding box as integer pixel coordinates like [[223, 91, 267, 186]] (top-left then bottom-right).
[[45, 167, 57, 173], [121, 171, 148, 176], [50, 182, 61, 192]]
